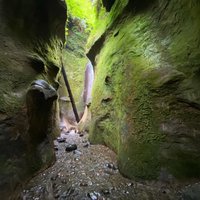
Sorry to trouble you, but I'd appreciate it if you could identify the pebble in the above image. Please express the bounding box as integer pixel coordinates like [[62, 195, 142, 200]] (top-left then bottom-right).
[[60, 191, 67, 198], [65, 144, 77, 152], [51, 174, 58, 181], [87, 192, 100, 200], [67, 187, 75, 196], [127, 183, 134, 187], [54, 193, 60, 199], [80, 182, 88, 187], [57, 137, 66, 143], [102, 189, 110, 195], [83, 142, 90, 148], [110, 187, 117, 191], [61, 179, 67, 184], [105, 163, 118, 170], [123, 190, 129, 194], [104, 169, 114, 175], [54, 146, 59, 151], [88, 180, 93, 186], [73, 149, 82, 155]]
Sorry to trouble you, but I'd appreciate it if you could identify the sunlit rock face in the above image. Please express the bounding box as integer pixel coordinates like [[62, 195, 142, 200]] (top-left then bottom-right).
[[0, 0, 66, 198], [88, 0, 200, 180]]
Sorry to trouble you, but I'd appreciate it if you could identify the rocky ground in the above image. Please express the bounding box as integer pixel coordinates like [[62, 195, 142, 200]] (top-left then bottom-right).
[[20, 130, 200, 200]]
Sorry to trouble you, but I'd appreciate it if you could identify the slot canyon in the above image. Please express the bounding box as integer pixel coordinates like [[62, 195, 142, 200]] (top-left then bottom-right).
[[0, 0, 200, 199]]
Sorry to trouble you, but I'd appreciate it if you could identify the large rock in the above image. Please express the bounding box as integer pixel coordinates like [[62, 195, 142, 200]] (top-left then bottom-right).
[[0, 0, 66, 198], [88, 0, 200, 180]]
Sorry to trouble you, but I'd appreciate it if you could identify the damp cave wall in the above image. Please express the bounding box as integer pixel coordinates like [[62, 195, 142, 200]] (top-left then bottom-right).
[[0, 0, 66, 198], [88, 0, 200, 180]]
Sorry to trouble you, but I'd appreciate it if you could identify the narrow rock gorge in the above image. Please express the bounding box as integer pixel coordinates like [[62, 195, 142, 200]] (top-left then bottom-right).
[[1, 0, 200, 199]]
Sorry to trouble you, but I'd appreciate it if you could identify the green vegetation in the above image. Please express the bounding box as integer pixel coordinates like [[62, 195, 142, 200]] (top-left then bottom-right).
[[61, 18, 89, 114], [62, 49, 87, 104], [87, 0, 128, 48], [65, 0, 96, 29], [88, 0, 200, 179]]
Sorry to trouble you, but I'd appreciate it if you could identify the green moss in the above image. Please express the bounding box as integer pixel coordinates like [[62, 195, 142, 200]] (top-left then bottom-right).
[[118, 142, 160, 179], [62, 26, 88, 106], [65, 0, 96, 29], [66, 27, 88, 57], [89, 118, 105, 144], [58, 19, 91, 120], [87, 0, 129, 49], [164, 148, 200, 179], [89, 0, 200, 179]]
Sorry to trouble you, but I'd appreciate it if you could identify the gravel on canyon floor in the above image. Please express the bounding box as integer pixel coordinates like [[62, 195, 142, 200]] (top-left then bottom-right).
[[21, 130, 200, 200]]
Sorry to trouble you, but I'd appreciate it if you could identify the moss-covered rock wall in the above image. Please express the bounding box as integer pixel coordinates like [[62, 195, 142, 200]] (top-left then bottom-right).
[[0, 0, 66, 198], [88, 0, 200, 180]]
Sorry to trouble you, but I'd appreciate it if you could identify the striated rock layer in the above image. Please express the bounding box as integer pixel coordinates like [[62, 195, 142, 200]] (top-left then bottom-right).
[[0, 0, 66, 198], [88, 0, 200, 180]]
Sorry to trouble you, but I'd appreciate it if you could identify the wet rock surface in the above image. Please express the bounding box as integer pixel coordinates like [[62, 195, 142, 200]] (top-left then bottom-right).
[[65, 144, 77, 152], [21, 130, 199, 200]]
